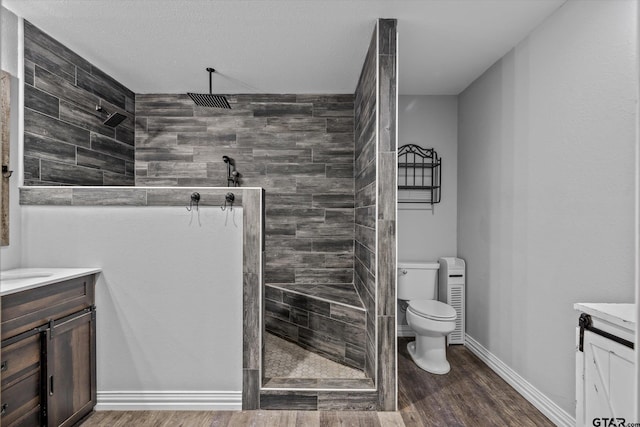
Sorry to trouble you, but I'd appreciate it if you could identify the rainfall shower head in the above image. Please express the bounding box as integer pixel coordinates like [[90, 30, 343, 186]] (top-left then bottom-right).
[[188, 68, 231, 109], [95, 106, 127, 128]]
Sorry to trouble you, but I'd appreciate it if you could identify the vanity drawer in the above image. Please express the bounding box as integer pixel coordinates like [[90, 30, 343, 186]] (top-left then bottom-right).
[[1, 275, 95, 340], [1, 333, 41, 389], [1, 370, 40, 427]]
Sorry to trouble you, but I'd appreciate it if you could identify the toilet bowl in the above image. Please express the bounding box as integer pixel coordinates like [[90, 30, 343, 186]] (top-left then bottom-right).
[[398, 262, 457, 375], [405, 299, 456, 374]]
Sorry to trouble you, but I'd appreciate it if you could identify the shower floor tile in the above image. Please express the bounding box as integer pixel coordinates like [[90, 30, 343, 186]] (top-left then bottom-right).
[[263, 333, 374, 389]]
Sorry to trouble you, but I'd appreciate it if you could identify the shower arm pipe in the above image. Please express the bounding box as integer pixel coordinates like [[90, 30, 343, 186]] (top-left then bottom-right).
[[207, 67, 215, 94]]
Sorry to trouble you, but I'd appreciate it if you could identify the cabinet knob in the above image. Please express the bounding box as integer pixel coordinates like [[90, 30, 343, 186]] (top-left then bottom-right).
[[0, 361, 6, 372], [1, 403, 7, 416]]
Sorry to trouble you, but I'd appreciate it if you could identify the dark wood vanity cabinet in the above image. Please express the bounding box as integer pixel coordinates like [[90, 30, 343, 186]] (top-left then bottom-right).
[[1, 275, 96, 427]]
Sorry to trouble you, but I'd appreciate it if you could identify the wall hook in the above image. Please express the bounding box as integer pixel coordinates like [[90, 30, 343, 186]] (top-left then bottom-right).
[[186, 192, 201, 211], [221, 192, 235, 211], [2, 165, 13, 178]]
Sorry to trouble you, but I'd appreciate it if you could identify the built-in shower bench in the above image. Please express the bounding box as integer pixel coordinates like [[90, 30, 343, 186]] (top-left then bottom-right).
[[264, 283, 368, 373]]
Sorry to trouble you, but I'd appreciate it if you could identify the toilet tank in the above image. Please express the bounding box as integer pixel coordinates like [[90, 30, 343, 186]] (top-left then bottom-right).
[[397, 262, 440, 301]]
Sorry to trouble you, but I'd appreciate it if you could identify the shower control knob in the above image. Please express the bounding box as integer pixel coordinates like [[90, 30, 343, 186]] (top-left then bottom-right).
[[402, 270, 407, 275]]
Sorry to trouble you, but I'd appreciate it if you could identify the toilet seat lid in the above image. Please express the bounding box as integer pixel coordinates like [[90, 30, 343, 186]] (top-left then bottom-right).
[[408, 300, 456, 320]]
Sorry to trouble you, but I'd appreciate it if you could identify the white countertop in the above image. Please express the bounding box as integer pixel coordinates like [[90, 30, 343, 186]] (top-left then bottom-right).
[[0, 268, 101, 296], [574, 303, 636, 334]]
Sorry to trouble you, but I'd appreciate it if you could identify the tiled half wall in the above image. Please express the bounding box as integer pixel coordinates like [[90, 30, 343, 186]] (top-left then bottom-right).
[[23, 21, 135, 186]]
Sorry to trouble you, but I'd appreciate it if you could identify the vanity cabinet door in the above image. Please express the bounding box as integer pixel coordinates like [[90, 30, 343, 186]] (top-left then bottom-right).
[[582, 330, 635, 424], [46, 309, 96, 427]]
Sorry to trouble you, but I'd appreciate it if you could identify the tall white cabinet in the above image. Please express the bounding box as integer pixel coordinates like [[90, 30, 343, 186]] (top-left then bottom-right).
[[574, 303, 636, 426]]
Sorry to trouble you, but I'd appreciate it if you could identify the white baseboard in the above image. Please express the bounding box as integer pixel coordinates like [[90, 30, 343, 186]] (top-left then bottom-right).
[[95, 391, 242, 411], [465, 334, 574, 427], [398, 324, 415, 337]]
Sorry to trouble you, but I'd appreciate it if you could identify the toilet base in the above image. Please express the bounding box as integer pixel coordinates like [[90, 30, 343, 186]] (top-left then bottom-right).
[[407, 337, 451, 375]]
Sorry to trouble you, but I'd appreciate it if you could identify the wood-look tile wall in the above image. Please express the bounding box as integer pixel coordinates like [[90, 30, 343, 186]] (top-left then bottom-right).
[[354, 29, 378, 383], [23, 21, 135, 186], [135, 94, 355, 286], [376, 18, 398, 412], [264, 284, 367, 370]]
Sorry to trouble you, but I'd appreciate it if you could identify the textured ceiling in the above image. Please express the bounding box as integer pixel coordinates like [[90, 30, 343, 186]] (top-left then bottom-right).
[[3, 0, 566, 95]]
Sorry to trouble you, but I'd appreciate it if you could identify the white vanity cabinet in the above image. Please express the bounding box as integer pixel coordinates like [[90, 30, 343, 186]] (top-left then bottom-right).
[[574, 303, 636, 427]]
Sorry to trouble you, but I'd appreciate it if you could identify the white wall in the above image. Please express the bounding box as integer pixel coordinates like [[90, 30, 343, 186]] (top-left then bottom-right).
[[397, 96, 457, 328], [458, 0, 637, 417], [20, 206, 243, 398], [0, 6, 21, 270], [398, 95, 458, 262], [1, 6, 18, 76]]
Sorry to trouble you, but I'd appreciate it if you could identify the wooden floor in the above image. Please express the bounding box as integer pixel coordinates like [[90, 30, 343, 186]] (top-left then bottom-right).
[[397, 338, 553, 426], [81, 339, 554, 427]]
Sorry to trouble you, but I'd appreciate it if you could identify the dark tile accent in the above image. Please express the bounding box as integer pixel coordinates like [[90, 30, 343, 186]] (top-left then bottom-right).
[[297, 177, 354, 194], [260, 392, 318, 410], [326, 163, 354, 178], [345, 343, 366, 368], [356, 224, 376, 252], [20, 188, 72, 205], [34, 65, 97, 108], [265, 299, 290, 322], [265, 314, 298, 341], [282, 293, 330, 317], [23, 156, 40, 181], [59, 100, 117, 139], [266, 163, 325, 177], [331, 304, 366, 328], [265, 222, 296, 238], [317, 392, 378, 411], [25, 108, 90, 148], [24, 133, 76, 164], [76, 67, 125, 109], [24, 84, 59, 117], [289, 308, 309, 327], [312, 194, 355, 209], [296, 222, 353, 238], [312, 238, 354, 253], [313, 102, 355, 118], [24, 60, 35, 86], [356, 206, 376, 229], [327, 118, 354, 133], [377, 315, 396, 411], [115, 125, 135, 146], [136, 147, 194, 162], [24, 22, 135, 186], [266, 117, 326, 132], [276, 283, 363, 309], [242, 369, 260, 410], [316, 378, 374, 389], [298, 328, 345, 360], [91, 133, 134, 161], [313, 147, 354, 164], [252, 148, 312, 163], [252, 103, 313, 117], [295, 268, 353, 284], [103, 172, 134, 186], [72, 188, 146, 206], [24, 36, 75, 83], [41, 159, 104, 186], [77, 147, 126, 174], [376, 18, 398, 411]]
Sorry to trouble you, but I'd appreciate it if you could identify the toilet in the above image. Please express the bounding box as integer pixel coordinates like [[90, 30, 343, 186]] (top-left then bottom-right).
[[398, 262, 456, 374]]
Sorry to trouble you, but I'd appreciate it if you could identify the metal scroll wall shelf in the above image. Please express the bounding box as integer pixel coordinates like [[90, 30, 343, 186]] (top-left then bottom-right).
[[397, 144, 441, 206]]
